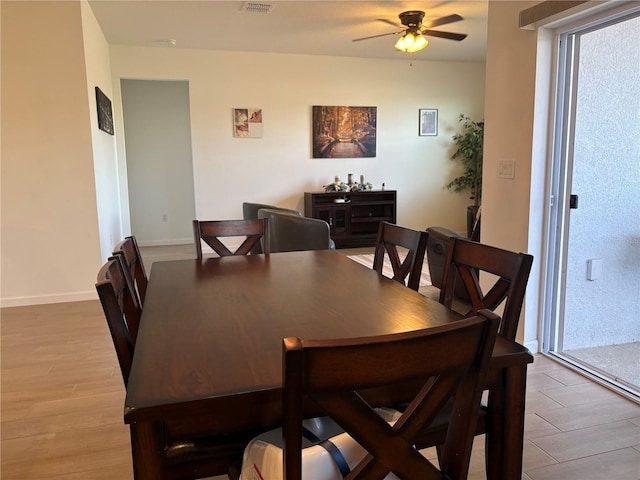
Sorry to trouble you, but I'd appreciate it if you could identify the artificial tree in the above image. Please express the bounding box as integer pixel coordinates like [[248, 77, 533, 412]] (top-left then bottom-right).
[[446, 114, 484, 238]]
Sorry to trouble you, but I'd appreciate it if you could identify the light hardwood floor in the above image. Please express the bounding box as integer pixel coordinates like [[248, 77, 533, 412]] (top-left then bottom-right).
[[2, 249, 639, 479]]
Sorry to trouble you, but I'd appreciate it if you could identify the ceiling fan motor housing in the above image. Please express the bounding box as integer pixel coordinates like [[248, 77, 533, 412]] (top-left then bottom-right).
[[399, 11, 425, 27]]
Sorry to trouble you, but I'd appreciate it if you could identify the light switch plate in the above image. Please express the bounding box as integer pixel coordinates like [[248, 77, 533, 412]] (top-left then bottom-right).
[[498, 159, 515, 179]]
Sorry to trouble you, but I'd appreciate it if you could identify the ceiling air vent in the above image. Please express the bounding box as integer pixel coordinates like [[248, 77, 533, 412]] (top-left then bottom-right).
[[241, 2, 273, 14]]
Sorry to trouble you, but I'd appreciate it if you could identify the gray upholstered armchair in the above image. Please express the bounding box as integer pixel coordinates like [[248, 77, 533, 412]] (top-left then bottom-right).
[[242, 202, 302, 254], [242, 202, 301, 221], [257, 208, 335, 253]]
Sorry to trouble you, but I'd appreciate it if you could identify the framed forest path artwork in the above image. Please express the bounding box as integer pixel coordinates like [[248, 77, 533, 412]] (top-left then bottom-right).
[[312, 106, 376, 158]]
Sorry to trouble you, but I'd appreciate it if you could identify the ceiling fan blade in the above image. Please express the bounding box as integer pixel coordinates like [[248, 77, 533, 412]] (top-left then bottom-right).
[[352, 30, 403, 42], [423, 13, 463, 28], [377, 18, 404, 29], [421, 29, 468, 41]]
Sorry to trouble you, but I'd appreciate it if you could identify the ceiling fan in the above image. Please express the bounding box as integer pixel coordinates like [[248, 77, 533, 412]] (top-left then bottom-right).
[[353, 10, 467, 53]]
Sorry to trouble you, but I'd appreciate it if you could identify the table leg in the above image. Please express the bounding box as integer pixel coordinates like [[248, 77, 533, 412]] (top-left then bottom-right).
[[485, 363, 528, 479], [130, 421, 165, 479], [502, 365, 528, 479]]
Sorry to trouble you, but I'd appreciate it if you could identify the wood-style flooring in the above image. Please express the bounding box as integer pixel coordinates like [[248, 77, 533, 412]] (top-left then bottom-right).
[[2, 247, 639, 479]]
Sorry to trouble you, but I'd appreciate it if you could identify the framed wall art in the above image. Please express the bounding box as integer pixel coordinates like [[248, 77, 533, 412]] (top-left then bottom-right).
[[233, 108, 263, 138], [419, 108, 438, 136], [95, 87, 114, 135], [312, 106, 377, 158]]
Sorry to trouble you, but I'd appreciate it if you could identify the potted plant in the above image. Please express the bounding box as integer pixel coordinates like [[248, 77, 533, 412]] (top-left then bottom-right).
[[445, 114, 484, 238]]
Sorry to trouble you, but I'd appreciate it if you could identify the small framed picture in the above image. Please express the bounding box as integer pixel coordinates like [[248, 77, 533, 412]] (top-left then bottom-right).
[[419, 108, 438, 136], [233, 108, 263, 138]]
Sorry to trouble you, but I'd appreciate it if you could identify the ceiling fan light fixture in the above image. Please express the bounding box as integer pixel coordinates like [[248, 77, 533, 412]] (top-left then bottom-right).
[[395, 33, 428, 53], [412, 35, 428, 51], [394, 36, 405, 51]]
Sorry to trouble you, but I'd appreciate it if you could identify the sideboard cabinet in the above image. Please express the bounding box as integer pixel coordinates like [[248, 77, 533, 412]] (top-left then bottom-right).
[[304, 190, 397, 248]]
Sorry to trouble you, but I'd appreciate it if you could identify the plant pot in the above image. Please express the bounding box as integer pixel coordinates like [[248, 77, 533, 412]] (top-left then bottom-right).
[[466, 205, 481, 240]]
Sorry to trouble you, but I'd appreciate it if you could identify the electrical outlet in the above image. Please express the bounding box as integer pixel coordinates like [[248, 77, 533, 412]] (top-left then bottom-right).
[[587, 258, 602, 281]]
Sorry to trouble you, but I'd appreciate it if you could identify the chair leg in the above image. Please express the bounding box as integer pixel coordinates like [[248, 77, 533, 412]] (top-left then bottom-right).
[[228, 461, 242, 480]]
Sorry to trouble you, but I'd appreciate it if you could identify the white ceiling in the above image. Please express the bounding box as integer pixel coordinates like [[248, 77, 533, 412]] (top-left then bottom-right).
[[88, 1, 488, 62]]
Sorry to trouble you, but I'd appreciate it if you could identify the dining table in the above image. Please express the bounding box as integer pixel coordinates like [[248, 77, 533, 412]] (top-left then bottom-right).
[[124, 249, 533, 479]]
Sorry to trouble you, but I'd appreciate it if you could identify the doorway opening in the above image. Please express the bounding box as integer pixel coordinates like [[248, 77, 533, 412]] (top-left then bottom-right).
[[120, 79, 196, 247]]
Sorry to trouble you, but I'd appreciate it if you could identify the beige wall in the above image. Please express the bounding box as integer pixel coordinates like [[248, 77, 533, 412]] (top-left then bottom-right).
[[1, 1, 102, 306], [82, 0, 122, 262], [1, 0, 486, 307], [110, 47, 486, 240], [1, 0, 545, 349], [483, 1, 540, 348]]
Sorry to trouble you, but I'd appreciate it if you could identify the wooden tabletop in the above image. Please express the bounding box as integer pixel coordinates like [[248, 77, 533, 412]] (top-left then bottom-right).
[[125, 250, 530, 428]]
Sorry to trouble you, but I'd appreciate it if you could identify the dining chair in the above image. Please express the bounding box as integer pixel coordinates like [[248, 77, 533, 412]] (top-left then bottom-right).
[[95, 256, 142, 384], [373, 221, 429, 291], [236, 310, 499, 480], [257, 208, 336, 253], [242, 202, 301, 254], [112, 235, 148, 306], [412, 236, 534, 473], [96, 256, 262, 479], [439, 236, 534, 341], [193, 218, 270, 259]]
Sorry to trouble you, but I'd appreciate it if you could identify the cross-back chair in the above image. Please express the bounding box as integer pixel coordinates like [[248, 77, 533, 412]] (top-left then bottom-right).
[[373, 221, 429, 291], [237, 310, 499, 480], [411, 237, 534, 474], [96, 256, 263, 479], [439, 236, 533, 341], [112, 235, 148, 307], [95, 256, 141, 384], [193, 218, 270, 259]]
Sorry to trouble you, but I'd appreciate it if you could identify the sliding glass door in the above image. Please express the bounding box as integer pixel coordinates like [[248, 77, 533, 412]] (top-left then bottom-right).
[[543, 9, 640, 399]]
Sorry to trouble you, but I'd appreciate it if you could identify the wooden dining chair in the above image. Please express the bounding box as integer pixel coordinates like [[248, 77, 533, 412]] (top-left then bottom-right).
[[96, 256, 262, 479], [112, 235, 148, 306], [95, 256, 141, 383], [439, 236, 534, 341], [236, 310, 499, 480], [373, 221, 429, 291], [193, 218, 270, 259], [411, 237, 534, 475]]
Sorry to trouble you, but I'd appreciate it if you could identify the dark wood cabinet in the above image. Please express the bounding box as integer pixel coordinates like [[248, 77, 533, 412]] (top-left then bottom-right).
[[304, 190, 397, 248]]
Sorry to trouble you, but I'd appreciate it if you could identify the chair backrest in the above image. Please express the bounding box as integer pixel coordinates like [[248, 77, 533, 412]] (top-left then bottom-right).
[[242, 202, 301, 254], [112, 235, 148, 306], [95, 256, 142, 385], [373, 221, 429, 291], [257, 208, 334, 253], [439, 237, 534, 340], [282, 310, 500, 480], [193, 218, 270, 259], [425, 226, 469, 300], [242, 202, 301, 220]]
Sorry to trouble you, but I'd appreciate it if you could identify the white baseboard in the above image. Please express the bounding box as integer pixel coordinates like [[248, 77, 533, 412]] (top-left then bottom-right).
[[524, 339, 540, 354], [0, 291, 97, 308]]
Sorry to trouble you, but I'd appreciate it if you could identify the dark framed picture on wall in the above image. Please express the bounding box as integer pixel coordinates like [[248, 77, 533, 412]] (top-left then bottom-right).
[[312, 105, 377, 158], [419, 108, 438, 136], [95, 87, 114, 135]]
